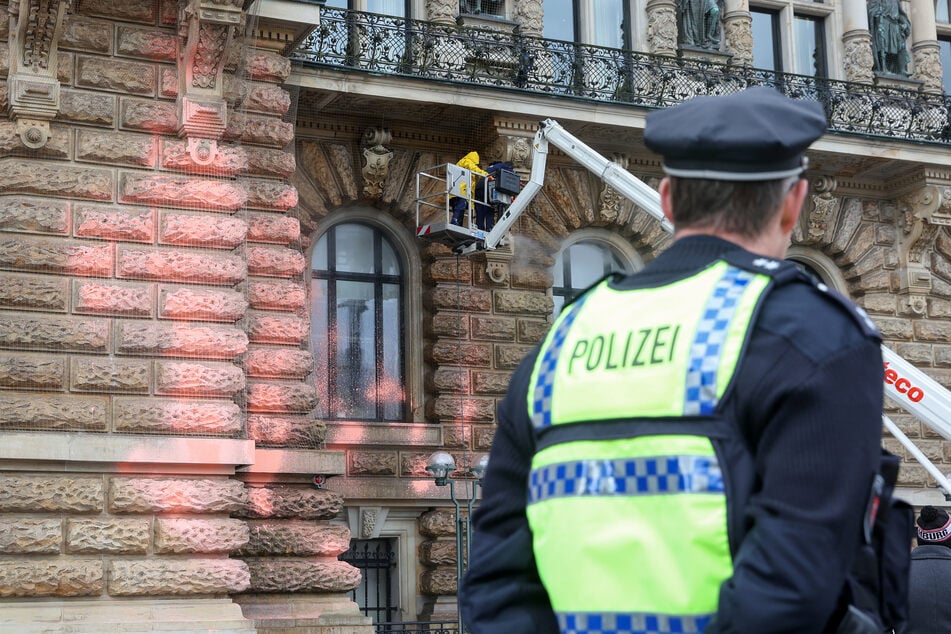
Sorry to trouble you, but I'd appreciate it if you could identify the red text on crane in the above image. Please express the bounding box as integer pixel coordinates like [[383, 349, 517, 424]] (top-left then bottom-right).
[[883, 361, 925, 403]]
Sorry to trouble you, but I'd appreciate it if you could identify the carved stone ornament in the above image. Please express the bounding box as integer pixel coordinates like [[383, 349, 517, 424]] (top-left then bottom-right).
[[425, 0, 456, 25], [599, 153, 629, 222], [484, 133, 531, 176], [842, 32, 875, 85], [897, 184, 946, 311], [722, 13, 752, 66], [484, 251, 510, 284], [8, 0, 73, 148], [361, 127, 394, 199], [913, 44, 943, 94], [802, 176, 841, 243], [646, 0, 679, 56], [513, 0, 543, 37], [177, 0, 243, 162]]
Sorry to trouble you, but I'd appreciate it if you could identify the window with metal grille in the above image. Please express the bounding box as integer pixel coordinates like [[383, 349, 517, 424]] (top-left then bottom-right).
[[341, 538, 400, 624]]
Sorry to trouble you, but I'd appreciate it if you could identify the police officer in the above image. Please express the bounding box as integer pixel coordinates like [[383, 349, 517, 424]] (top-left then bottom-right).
[[460, 87, 886, 633]]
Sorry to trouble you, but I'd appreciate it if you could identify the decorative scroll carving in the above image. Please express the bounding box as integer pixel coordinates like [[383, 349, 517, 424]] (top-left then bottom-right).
[[598, 153, 629, 222], [842, 31, 875, 85], [8, 0, 72, 148], [913, 44, 943, 94], [425, 0, 456, 25], [512, 0, 543, 36], [177, 0, 244, 165], [484, 134, 531, 176], [361, 127, 393, 199], [801, 176, 841, 244], [898, 184, 948, 314], [646, 0, 679, 56], [722, 13, 752, 66]]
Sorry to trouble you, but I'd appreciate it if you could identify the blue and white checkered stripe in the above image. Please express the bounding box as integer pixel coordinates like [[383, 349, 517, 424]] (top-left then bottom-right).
[[529, 455, 723, 504], [683, 266, 755, 416], [557, 611, 712, 634], [532, 293, 592, 429]]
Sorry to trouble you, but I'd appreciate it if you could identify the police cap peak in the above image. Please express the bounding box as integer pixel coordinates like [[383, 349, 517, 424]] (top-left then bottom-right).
[[644, 87, 827, 181]]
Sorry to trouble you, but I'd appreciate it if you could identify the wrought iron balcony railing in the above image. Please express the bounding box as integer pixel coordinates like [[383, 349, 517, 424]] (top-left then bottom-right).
[[292, 7, 951, 146]]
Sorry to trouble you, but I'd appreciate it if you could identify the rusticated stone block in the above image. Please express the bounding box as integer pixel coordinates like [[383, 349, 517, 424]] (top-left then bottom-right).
[[349, 451, 398, 476], [60, 89, 116, 126], [433, 397, 496, 422], [227, 113, 294, 149], [71, 357, 150, 393], [247, 246, 306, 278], [109, 478, 247, 514], [0, 560, 104, 597], [0, 394, 108, 431], [0, 121, 67, 157], [161, 139, 248, 175], [246, 147, 296, 179], [238, 522, 350, 557], [247, 280, 306, 311], [472, 370, 513, 395], [429, 313, 468, 338], [74, 280, 152, 316], [118, 247, 246, 284], [247, 312, 309, 345], [496, 344, 535, 370], [245, 50, 291, 82], [155, 360, 245, 396], [419, 510, 455, 537], [494, 290, 552, 315], [239, 486, 343, 520], [114, 397, 241, 435], [159, 286, 247, 322], [441, 424, 472, 448], [120, 173, 247, 211], [246, 415, 325, 448], [117, 25, 178, 61], [246, 381, 318, 413], [248, 213, 300, 244], [244, 348, 313, 378], [74, 204, 154, 242], [159, 212, 247, 248], [109, 559, 249, 595], [0, 196, 69, 234], [431, 342, 492, 367], [242, 558, 359, 593], [419, 540, 457, 567], [429, 258, 472, 283], [80, 0, 155, 22], [0, 475, 104, 512], [0, 313, 109, 352], [61, 16, 112, 53], [471, 316, 516, 341], [0, 353, 65, 389], [77, 130, 156, 168], [518, 318, 550, 344], [870, 317, 913, 340], [401, 452, 431, 477], [245, 83, 291, 115], [245, 179, 298, 211], [118, 322, 248, 358], [511, 265, 553, 290], [154, 518, 249, 554], [0, 236, 112, 276], [66, 518, 150, 554], [120, 98, 177, 133], [76, 56, 155, 95], [915, 321, 951, 343], [428, 287, 492, 312], [420, 567, 458, 595], [0, 160, 112, 200], [0, 519, 62, 553], [433, 368, 467, 393], [474, 426, 494, 451], [0, 273, 68, 312]]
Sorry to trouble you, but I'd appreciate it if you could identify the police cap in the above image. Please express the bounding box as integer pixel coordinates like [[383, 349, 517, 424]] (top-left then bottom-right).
[[643, 87, 827, 181]]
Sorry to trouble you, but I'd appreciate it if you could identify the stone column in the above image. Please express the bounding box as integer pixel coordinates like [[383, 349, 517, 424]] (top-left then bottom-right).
[[513, 0, 544, 36], [722, 0, 753, 65], [646, 0, 679, 57], [841, 0, 875, 83], [909, 0, 943, 92], [425, 0, 458, 26]]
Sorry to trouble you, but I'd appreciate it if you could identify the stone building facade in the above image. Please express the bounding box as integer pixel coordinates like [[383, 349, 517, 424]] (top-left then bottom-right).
[[2, 0, 951, 632]]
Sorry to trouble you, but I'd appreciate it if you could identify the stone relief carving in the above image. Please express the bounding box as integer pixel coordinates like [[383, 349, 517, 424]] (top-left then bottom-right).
[[842, 33, 875, 85], [898, 184, 949, 314], [425, 0, 456, 25], [598, 153, 629, 223], [177, 0, 244, 165], [7, 0, 73, 148], [646, 0, 679, 56], [913, 45, 943, 94], [722, 14, 752, 65], [361, 127, 394, 199], [801, 176, 841, 244], [513, 0, 543, 36]]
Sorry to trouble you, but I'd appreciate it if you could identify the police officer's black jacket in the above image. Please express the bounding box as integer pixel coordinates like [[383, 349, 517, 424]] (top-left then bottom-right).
[[460, 235, 884, 633]]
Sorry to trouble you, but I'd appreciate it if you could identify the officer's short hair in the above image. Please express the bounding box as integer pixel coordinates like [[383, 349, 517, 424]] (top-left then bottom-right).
[[668, 177, 795, 238]]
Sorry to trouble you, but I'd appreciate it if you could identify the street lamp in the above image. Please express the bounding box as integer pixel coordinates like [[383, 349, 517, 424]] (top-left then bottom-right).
[[425, 451, 487, 633]]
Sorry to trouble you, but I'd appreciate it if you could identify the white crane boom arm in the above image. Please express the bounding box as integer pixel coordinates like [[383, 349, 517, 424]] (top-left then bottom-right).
[[472, 117, 951, 491]]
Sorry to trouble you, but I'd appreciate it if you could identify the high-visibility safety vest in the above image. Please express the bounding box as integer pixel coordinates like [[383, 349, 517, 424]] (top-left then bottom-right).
[[526, 257, 777, 634]]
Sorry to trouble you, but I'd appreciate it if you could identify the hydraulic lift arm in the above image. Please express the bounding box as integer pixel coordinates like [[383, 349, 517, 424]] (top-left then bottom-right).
[[455, 118, 951, 493]]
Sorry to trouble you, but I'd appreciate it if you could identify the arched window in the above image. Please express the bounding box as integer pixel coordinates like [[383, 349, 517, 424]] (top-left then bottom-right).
[[786, 246, 849, 294], [552, 230, 643, 316], [312, 221, 406, 421]]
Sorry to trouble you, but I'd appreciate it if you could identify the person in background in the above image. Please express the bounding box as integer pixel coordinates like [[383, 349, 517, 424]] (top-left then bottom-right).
[[460, 87, 890, 633], [901, 505, 951, 633], [450, 151, 489, 226]]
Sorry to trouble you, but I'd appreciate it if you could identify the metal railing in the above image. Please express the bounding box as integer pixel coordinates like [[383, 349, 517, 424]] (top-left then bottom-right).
[[375, 622, 462, 634], [292, 7, 951, 145]]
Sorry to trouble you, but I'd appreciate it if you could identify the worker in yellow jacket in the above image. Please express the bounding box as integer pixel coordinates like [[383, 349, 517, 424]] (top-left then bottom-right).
[[450, 151, 490, 226]]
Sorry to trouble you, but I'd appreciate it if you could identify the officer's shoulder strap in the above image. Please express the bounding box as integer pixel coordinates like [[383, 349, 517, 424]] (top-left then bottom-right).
[[720, 250, 881, 340]]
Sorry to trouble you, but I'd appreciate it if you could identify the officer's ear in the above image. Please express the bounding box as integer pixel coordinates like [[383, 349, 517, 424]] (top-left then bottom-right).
[[659, 177, 674, 226], [779, 178, 808, 235]]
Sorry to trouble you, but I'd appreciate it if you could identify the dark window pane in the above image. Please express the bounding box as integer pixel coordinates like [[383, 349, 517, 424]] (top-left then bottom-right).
[[336, 224, 376, 273], [381, 283, 402, 421], [938, 0, 950, 23], [381, 240, 399, 276], [941, 39, 951, 92], [366, 0, 404, 16], [751, 9, 779, 71], [543, 0, 574, 40], [793, 15, 825, 76], [552, 239, 633, 316], [312, 279, 329, 418], [569, 242, 609, 289], [335, 281, 376, 420]]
